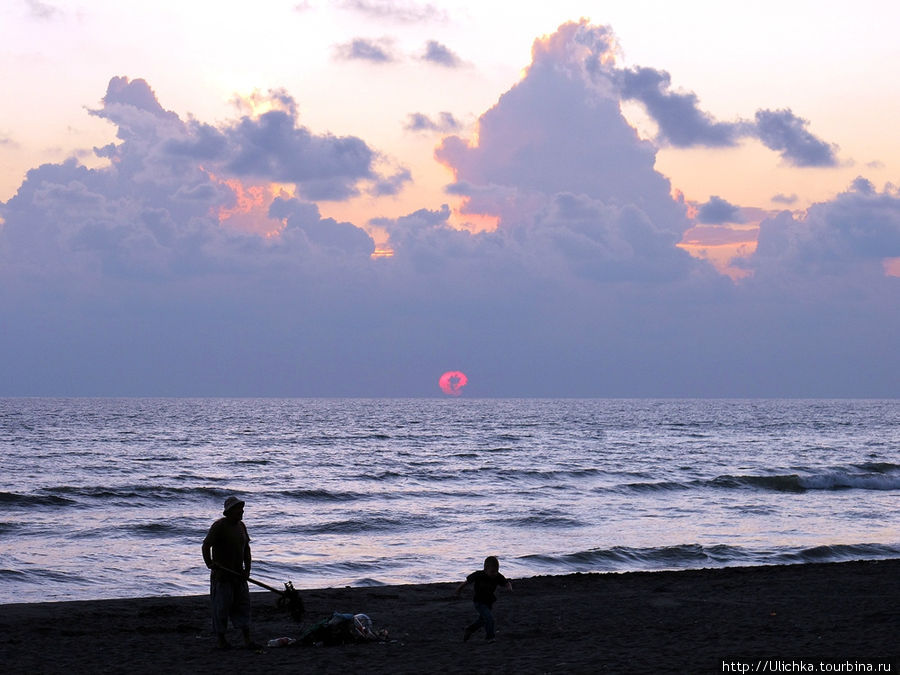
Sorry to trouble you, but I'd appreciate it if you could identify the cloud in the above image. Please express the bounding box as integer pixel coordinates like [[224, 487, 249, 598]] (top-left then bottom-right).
[[681, 224, 758, 247], [270, 197, 374, 255], [1, 22, 897, 397], [403, 112, 462, 134], [0, 76, 390, 285], [435, 21, 687, 238], [370, 167, 412, 196], [754, 109, 838, 167], [772, 193, 798, 205], [223, 114, 376, 200], [616, 67, 741, 148], [335, 0, 447, 23], [333, 37, 397, 63], [101, 76, 174, 118], [614, 69, 838, 167], [747, 179, 900, 279], [25, 0, 60, 20], [695, 196, 744, 224], [421, 40, 463, 67], [103, 80, 388, 201]]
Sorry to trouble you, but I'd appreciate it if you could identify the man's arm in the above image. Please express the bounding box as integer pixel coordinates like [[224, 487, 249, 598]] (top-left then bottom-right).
[[201, 534, 215, 569], [242, 523, 252, 578]]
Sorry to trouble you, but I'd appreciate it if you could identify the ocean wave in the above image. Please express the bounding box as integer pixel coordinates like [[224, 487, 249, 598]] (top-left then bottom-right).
[[607, 464, 900, 494], [775, 543, 900, 563], [514, 468, 604, 480], [713, 469, 900, 492], [347, 577, 389, 587], [856, 462, 900, 473], [352, 470, 406, 481], [38, 485, 231, 503], [0, 567, 91, 585], [279, 488, 366, 502], [74, 522, 198, 540], [125, 522, 196, 538], [503, 512, 584, 528], [293, 515, 442, 535], [0, 491, 75, 507], [520, 541, 900, 572], [796, 472, 900, 490], [381, 488, 484, 501], [605, 481, 692, 493], [522, 543, 748, 569]]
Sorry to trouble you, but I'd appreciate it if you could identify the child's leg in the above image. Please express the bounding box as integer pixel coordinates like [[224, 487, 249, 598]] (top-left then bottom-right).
[[474, 602, 495, 640], [464, 602, 487, 641]]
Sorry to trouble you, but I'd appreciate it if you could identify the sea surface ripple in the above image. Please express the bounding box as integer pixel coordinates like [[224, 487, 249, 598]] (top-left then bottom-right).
[[2, 398, 898, 603]]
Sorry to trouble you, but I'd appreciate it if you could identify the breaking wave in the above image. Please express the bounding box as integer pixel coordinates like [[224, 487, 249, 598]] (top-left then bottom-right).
[[521, 542, 900, 572], [609, 463, 900, 494]]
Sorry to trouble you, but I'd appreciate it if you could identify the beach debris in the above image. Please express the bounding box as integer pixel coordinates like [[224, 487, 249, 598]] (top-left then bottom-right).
[[299, 612, 389, 646], [266, 637, 297, 648]]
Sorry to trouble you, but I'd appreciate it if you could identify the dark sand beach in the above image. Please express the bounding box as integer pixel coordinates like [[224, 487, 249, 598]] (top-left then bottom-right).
[[2, 559, 897, 674]]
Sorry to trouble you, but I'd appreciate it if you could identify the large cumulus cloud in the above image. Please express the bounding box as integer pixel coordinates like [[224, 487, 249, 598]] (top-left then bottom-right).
[[434, 20, 706, 286], [0, 22, 897, 397], [1, 77, 383, 284], [749, 178, 900, 277]]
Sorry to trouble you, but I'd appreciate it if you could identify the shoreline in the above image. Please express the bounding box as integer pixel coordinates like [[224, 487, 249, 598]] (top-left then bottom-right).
[[1, 559, 897, 673]]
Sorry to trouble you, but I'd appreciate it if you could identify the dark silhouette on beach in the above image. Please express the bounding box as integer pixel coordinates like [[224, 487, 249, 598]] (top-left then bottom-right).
[[201, 496, 258, 649]]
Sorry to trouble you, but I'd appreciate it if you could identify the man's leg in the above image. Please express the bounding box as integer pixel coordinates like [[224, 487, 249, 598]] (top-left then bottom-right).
[[211, 579, 234, 648], [230, 579, 255, 648]]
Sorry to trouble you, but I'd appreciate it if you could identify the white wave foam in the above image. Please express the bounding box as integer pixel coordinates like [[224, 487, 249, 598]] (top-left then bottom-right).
[[798, 472, 900, 491]]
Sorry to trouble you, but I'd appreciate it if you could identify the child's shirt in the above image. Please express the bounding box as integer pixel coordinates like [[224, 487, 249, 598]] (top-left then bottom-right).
[[466, 570, 509, 606]]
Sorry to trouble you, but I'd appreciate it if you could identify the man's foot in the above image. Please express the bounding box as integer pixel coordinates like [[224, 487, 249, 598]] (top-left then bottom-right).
[[486, 637, 496, 644], [463, 627, 475, 642]]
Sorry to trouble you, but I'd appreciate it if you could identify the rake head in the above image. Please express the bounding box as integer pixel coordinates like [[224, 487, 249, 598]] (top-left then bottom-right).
[[275, 580, 305, 622]]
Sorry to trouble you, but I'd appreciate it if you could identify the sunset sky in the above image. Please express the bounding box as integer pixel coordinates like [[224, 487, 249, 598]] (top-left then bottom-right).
[[2, 0, 899, 396]]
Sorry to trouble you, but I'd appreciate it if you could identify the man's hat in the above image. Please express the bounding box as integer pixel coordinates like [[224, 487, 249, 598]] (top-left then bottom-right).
[[223, 496, 245, 514]]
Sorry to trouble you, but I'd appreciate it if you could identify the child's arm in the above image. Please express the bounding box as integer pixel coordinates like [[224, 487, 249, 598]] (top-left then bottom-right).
[[455, 580, 470, 596]]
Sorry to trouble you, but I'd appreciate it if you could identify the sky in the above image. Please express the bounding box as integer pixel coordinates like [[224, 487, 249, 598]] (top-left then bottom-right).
[[1, 0, 899, 397]]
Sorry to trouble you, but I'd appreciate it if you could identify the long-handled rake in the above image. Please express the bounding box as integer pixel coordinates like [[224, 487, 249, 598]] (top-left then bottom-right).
[[218, 566, 304, 622]]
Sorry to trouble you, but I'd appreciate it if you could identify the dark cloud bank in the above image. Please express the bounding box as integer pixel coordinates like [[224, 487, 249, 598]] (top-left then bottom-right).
[[1, 21, 898, 397]]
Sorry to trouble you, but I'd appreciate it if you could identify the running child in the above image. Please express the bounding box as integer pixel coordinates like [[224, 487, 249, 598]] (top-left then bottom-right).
[[456, 555, 512, 643]]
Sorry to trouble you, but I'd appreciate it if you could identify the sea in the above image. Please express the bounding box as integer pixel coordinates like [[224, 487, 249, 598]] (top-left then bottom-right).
[[2, 398, 898, 605]]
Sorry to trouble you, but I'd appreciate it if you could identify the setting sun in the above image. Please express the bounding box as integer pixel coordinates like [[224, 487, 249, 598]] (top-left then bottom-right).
[[438, 371, 468, 396]]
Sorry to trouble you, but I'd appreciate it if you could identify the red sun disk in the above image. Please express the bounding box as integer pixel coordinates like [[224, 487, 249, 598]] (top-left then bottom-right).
[[438, 371, 468, 396]]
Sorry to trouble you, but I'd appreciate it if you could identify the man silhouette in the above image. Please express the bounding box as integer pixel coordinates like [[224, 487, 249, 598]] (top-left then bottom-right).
[[201, 496, 257, 649]]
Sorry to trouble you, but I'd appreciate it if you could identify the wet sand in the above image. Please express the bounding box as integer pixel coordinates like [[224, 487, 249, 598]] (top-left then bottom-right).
[[1, 559, 897, 673]]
